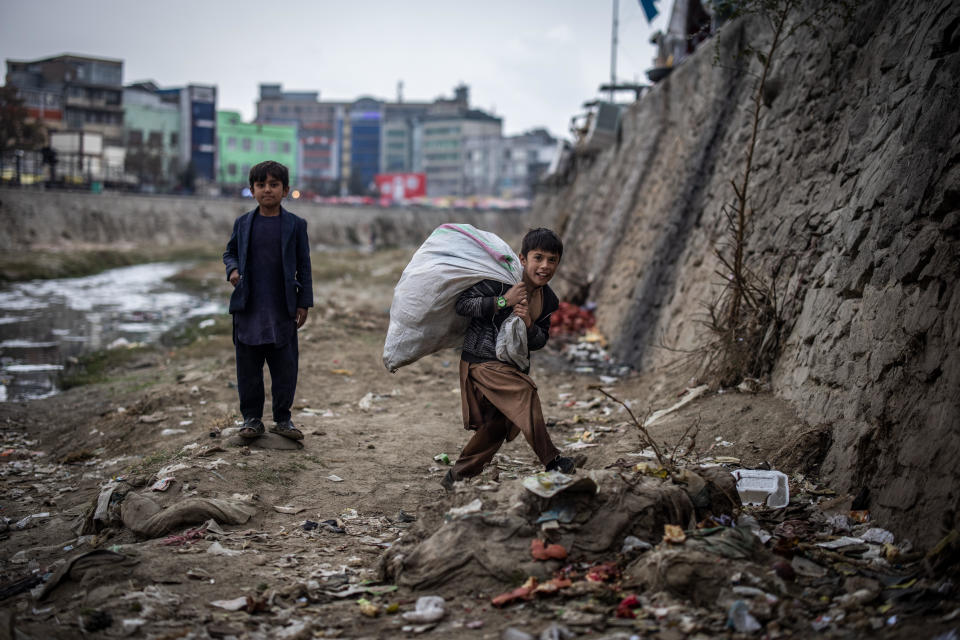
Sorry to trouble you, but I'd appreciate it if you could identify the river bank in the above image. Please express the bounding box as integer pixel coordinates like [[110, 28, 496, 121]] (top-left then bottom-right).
[[0, 248, 954, 638]]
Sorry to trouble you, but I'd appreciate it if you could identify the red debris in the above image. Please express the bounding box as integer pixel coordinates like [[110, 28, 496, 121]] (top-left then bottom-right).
[[491, 577, 538, 607], [533, 577, 573, 595], [160, 525, 208, 546], [585, 562, 620, 583], [550, 302, 596, 337], [616, 594, 641, 618], [531, 538, 568, 561]]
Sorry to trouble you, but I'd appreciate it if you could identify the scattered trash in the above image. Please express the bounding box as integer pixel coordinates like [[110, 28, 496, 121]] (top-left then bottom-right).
[[138, 412, 165, 424], [160, 428, 187, 436], [273, 505, 307, 515], [302, 521, 319, 531], [643, 385, 710, 427], [621, 536, 653, 554], [206, 542, 243, 557], [39, 550, 138, 601], [15, 512, 50, 529], [121, 618, 146, 633], [210, 597, 249, 611], [549, 301, 596, 337], [732, 469, 790, 508], [492, 577, 539, 607], [358, 597, 380, 617], [151, 477, 175, 492], [318, 519, 346, 534], [433, 452, 451, 465], [727, 600, 762, 633], [616, 595, 642, 619], [521, 471, 597, 498], [531, 539, 567, 560], [186, 567, 212, 581], [663, 524, 687, 544], [358, 392, 375, 411], [327, 474, 344, 482], [402, 595, 446, 623], [120, 492, 256, 538], [861, 527, 895, 545], [816, 536, 864, 550], [447, 499, 483, 517]]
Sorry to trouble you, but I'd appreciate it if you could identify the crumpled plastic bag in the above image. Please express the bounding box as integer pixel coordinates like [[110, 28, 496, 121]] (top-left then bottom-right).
[[383, 223, 527, 372], [402, 595, 446, 623]]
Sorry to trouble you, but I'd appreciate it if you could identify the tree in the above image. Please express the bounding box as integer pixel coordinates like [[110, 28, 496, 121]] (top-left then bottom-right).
[[703, 0, 853, 386], [0, 85, 44, 182]]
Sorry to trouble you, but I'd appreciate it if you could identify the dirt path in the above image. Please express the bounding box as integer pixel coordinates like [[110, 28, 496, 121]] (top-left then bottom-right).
[[1, 249, 952, 638]]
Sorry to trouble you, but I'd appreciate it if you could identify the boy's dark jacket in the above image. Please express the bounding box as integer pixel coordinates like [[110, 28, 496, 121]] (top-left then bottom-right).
[[456, 279, 558, 368], [223, 206, 314, 316]]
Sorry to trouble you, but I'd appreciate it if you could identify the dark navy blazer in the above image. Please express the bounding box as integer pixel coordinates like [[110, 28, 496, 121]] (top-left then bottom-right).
[[223, 206, 314, 317]]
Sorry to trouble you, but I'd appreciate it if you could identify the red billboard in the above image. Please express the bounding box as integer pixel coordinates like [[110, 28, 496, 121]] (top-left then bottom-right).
[[374, 172, 426, 201]]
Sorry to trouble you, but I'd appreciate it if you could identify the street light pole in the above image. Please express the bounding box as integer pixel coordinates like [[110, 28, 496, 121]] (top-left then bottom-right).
[[610, 0, 619, 103]]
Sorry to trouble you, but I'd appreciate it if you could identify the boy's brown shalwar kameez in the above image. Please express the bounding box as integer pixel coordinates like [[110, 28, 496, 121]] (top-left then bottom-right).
[[452, 284, 563, 479], [454, 359, 560, 478]]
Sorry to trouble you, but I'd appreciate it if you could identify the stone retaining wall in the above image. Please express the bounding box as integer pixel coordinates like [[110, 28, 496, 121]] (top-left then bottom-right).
[[533, 0, 960, 547], [0, 189, 527, 252]]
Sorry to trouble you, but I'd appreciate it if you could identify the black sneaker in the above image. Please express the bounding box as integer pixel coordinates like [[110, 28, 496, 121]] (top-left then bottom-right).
[[440, 469, 458, 491], [545, 455, 576, 474], [270, 420, 304, 441], [238, 417, 265, 439]]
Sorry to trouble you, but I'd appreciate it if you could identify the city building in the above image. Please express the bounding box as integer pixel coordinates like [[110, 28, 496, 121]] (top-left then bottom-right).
[[499, 128, 558, 198], [5, 54, 124, 144], [216, 110, 297, 191], [256, 84, 345, 194], [122, 81, 180, 190], [157, 84, 217, 184], [348, 97, 383, 194], [252, 81, 553, 198], [380, 87, 433, 175], [419, 108, 502, 197]]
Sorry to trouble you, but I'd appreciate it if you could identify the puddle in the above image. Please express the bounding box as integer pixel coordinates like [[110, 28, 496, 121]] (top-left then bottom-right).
[[0, 262, 223, 402]]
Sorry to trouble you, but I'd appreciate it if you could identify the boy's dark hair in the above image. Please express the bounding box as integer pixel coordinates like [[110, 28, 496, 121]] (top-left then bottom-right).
[[249, 160, 290, 190], [521, 228, 563, 259]]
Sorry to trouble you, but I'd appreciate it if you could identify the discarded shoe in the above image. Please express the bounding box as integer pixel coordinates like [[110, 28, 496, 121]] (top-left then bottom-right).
[[545, 455, 576, 474], [270, 420, 304, 441], [238, 417, 265, 439]]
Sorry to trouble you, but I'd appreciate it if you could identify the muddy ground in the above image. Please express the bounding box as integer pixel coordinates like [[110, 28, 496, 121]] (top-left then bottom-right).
[[1, 248, 956, 639]]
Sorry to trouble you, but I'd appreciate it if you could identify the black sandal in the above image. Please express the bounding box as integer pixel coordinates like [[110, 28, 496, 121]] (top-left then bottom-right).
[[238, 417, 265, 439], [270, 420, 304, 441]]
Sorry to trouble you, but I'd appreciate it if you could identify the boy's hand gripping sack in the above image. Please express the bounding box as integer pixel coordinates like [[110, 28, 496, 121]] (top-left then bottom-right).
[[383, 224, 529, 372]]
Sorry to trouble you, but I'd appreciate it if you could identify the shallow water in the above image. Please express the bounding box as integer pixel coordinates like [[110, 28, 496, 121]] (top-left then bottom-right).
[[0, 262, 223, 401]]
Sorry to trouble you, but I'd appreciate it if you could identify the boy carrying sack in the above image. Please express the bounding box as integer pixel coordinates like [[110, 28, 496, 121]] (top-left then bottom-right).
[[383, 226, 575, 488]]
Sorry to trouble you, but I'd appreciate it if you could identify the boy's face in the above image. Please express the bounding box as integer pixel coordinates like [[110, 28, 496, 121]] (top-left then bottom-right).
[[251, 173, 289, 207], [520, 249, 561, 288]]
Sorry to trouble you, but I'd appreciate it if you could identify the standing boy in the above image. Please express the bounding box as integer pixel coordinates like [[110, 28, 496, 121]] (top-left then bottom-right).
[[223, 161, 313, 441], [443, 228, 575, 488]]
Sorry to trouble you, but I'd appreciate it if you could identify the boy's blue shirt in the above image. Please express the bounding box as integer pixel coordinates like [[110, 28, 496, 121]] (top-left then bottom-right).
[[223, 205, 314, 318]]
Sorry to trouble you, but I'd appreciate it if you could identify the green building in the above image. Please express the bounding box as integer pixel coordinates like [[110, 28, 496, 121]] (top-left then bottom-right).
[[216, 110, 297, 189], [123, 83, 182, 189]]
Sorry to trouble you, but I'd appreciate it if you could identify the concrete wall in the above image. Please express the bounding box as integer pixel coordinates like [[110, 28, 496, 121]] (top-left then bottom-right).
[[533, 0, 960, 547], [0, 189, 528, 252]]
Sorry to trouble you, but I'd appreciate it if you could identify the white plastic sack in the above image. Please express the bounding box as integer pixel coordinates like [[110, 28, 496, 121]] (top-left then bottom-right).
[[383, 223, 528, 372]]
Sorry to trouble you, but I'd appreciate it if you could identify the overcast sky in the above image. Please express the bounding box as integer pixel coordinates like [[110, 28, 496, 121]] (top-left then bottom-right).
[[0, 0, 669, 139]]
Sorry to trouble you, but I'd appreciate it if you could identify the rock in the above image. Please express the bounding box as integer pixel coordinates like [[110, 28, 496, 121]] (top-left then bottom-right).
[[225, 433, 304, 450]]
